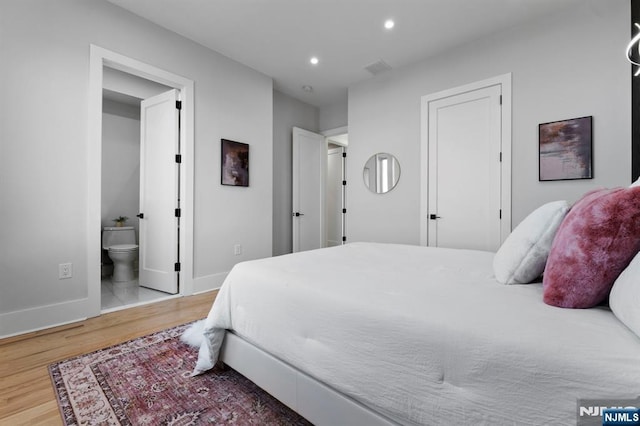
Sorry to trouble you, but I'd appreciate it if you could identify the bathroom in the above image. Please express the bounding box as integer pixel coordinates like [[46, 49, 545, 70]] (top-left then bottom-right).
[[100, 71, 171, 311]]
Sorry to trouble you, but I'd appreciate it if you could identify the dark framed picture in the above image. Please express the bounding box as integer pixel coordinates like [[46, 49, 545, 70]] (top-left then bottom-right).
[[539, 116, 593, 181], [221, 139, 249, 187]]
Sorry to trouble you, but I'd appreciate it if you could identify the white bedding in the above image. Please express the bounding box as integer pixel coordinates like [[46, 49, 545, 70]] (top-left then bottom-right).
[[194, 242, 640, 425]]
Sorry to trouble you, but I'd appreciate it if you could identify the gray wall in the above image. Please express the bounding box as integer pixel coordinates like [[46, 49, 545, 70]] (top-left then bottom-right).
[[273, 90, 319, 256], [347, 1, 630, 244], [0, 0, 273, 336], [101, 106, 140, 235], [319, 98, 348, 132]]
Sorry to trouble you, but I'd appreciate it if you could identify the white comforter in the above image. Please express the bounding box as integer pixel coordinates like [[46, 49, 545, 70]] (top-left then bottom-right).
[[194, 242, 640, 425]]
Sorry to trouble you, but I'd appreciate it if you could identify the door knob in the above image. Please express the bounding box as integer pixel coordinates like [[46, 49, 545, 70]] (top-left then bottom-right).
[[293, 212, 305, 217], [429, 214, 441, 220], [137, 213, 144, 219]]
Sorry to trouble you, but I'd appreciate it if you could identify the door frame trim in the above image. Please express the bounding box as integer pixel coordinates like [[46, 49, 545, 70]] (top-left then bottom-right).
[[322, 125, 348, 140], [419, 73, 512, 247], [88, 45, 195, 317]]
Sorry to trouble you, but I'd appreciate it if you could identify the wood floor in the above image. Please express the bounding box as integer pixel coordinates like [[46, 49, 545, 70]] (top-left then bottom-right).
[[0, 290, 217, 425]]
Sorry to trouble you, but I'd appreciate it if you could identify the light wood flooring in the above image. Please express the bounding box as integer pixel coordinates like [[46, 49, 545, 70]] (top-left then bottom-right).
[[0, 290, 217, 425]]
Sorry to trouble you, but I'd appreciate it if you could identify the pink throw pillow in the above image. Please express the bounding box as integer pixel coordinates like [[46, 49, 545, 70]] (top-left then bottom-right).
[[543, 187, 640, 308]]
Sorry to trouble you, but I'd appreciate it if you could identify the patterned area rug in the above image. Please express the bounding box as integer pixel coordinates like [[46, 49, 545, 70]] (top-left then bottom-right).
[[49, 323, 311, 425]]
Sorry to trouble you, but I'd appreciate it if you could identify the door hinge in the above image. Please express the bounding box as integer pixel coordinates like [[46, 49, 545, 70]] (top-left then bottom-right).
[[174, 262, 181, 272], [499, 95, 502, 105], [176, 100, 182, 110], [175, 208, 181, 218], [342, 208, 347, 214], [499, 152, 502, 162], [175, 154, 182, 163], [342, 236, 347, 242], [342, 180, 347, 186], [342, 152, 347, 158], [499, 209, 502, 219]]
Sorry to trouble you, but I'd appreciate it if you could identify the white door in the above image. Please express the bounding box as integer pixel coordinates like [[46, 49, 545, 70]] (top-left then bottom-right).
[[427, 85, 502, 251], [139, 89, 180, 293], [292, 127, 326, 252]]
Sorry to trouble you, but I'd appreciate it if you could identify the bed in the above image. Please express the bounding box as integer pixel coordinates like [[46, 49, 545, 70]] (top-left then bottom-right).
[[189, 241, 640, 425]]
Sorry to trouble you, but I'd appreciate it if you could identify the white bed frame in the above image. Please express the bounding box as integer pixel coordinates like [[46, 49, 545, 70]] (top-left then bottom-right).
[[220, 331, 399, 425]]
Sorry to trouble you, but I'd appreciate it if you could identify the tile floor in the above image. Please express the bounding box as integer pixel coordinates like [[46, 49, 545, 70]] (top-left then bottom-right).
[[101, 277, 172, 312]]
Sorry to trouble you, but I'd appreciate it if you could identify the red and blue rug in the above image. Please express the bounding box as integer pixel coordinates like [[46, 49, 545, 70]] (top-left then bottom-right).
[[49, 323, 311, 425]]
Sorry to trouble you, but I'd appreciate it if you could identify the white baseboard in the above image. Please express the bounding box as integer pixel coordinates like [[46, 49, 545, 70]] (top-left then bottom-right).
[[0, 272, 227, 339], [192, 271, 227, 294], [0, 297, 89, 339]]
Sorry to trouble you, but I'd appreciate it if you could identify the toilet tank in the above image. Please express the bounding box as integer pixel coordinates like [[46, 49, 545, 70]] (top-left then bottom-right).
[[102, 226, 136, 249]]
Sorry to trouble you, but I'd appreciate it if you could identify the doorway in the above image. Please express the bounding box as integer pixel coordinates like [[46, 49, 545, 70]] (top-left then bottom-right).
[[88, 45, 195, 318], [326, 133, 348, 247], [420, 74, 512, 250], [100, 79, 180, 311]]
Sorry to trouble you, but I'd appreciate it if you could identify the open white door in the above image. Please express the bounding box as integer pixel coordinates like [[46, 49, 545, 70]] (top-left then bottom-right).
[[139, 89, 180, 293], [292, 127, 326, 252]]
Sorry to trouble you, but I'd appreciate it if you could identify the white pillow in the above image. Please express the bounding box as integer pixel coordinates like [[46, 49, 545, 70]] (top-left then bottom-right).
[[630, 176, 640, 188], [610, 252, 640, 338], [493, 200, 570, 284]]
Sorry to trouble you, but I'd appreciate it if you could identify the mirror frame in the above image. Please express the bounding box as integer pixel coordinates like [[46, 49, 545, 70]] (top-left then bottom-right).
[[363, 152, 401, 194]]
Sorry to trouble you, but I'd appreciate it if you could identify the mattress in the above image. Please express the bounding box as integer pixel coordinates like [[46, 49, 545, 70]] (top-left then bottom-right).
[[194, 242, 640, 425]]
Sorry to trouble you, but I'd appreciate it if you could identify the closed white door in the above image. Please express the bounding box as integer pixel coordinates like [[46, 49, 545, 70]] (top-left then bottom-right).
[[139, 89, 180, 293], [292, 127, 326, 252], [427, 85, 502, 251]]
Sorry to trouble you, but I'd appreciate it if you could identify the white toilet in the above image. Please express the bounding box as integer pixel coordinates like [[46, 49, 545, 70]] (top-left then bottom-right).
[[102, 226, 139, 282]]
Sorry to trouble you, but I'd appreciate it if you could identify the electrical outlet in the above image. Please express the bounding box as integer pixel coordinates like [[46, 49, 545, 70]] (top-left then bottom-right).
[[59, 263, 73, 279], [234, 244, 242, 256]]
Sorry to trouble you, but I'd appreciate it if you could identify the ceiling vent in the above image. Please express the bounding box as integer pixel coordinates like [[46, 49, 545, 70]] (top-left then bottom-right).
[[364, 59, 392, 76]]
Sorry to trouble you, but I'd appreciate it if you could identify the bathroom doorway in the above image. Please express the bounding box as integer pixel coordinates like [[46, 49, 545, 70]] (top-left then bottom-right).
[[100, 70, 178, 311], [89, 45, 195, 317]]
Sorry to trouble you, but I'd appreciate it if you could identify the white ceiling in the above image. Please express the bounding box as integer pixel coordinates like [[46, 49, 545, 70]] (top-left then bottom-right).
[[106, 0, 579, 108]]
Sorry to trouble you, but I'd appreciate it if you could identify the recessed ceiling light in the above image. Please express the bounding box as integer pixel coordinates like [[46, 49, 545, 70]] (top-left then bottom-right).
[[384, 19, 395, 30], [310, 56, 319, 65]]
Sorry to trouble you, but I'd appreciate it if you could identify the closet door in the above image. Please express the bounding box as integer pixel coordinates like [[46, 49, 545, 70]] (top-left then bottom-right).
[[427, 84, 503, 251]]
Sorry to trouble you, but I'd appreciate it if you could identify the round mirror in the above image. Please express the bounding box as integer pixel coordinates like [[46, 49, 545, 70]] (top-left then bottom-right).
[[363, 153, 401, 194]]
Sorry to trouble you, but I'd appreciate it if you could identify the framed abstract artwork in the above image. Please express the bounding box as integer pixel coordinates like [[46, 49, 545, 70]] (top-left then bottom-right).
[[221, 139, 249, 187], [539, 116, 593, 181]]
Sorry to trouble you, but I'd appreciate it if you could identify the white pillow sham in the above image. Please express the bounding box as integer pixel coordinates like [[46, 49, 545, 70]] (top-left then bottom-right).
[[493, 200, 570, 284], [610, 252, 640, 339]]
